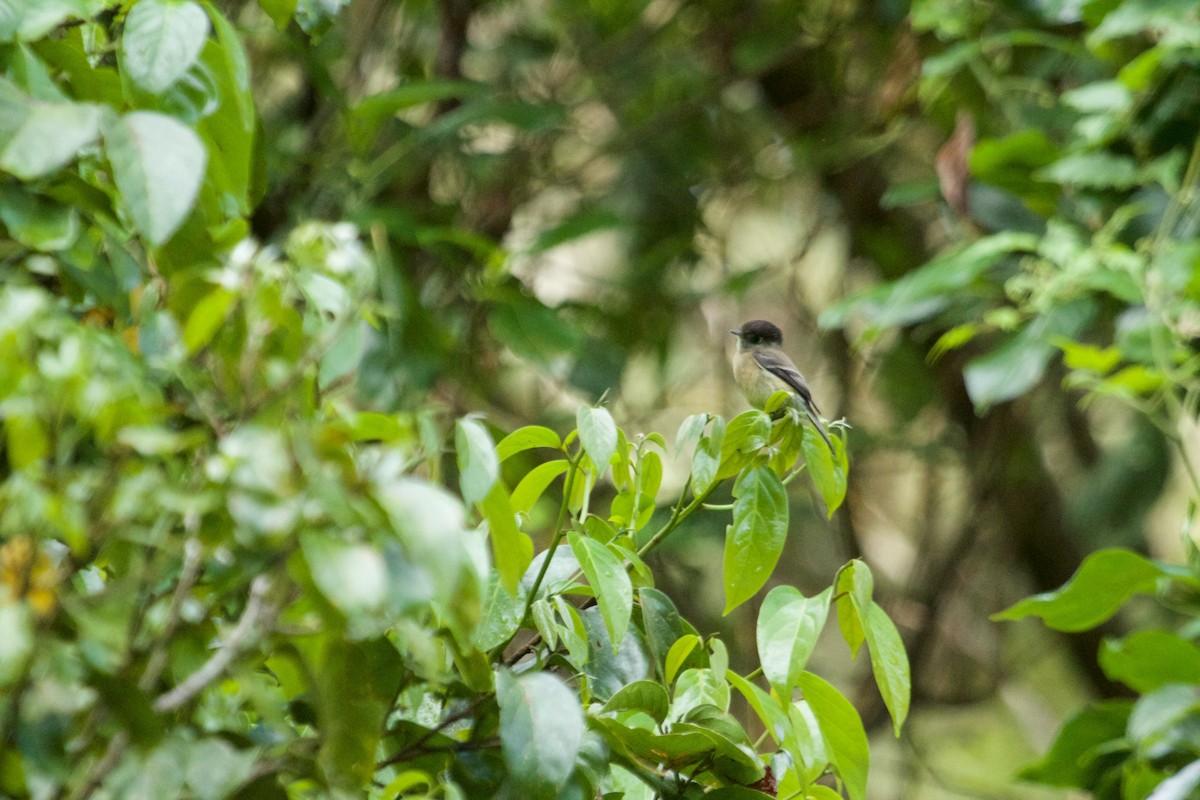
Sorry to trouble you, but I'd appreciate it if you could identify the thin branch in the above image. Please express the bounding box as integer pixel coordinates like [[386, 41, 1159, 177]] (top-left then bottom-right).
[[140, 534, 203, 692], [153, 574, 276, 713]]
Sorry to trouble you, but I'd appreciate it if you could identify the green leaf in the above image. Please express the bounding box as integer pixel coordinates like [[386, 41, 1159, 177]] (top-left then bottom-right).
[[675, 413, 708, 455], [723, 466, 788, 614], [963, 299, 1095, 410], [798, 672, 869, 800], [497, 425, 562, 461], [479, 482, 531, 595], [497, 670, 584, 800], [121, 0, 210, 94], [103, 111, 207, 246], [820, 232, 1040, 330], [671, 668, 730, 720], [1099, 630, 1200, 694], [315, 637, 400, 791], [0, 603, 33, 687], [511, 459, 570, 514], [580, 606, 651, 701], [727, 670, 791, 746], [602, 680, 670, 724], [5, 414, 48, 470], [691, 415, 725, 495], [1037, 151, 1140, 189], [568, 531, 633, 649], [455, 416, 499, 506], [182, 287, 235, 353], [992, 548, 1174, 632], [0, 188, 78, 251], [577, 405, 617, 477], [1150, 762, 1200, 800], [756, 585, 831, 698], [639, 587, 690, 682], [835, 560, 873, 656], [862, 603, 910, 736], [474, 570, 526, 651], [0, 81, 101, 178], [256, 0, 297, 27], [664, 634, 701, 686], [802, 424, 847, 517], [0, 0, 94, 41]]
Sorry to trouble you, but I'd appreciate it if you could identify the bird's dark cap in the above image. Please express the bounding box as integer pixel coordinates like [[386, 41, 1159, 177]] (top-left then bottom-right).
[[731, 319, 783, 345]]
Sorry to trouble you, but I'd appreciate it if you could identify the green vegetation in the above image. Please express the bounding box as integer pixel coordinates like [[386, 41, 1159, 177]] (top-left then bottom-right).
[[2, 0, 1200, 798]]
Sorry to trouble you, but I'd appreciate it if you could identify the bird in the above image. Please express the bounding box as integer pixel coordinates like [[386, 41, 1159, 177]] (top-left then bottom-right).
[[730, 319, 834, 452]]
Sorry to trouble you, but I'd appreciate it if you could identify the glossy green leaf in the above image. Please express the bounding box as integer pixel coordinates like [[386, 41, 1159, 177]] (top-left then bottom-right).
[[802, 424, 847, 517], [568, 531, 632, 648], [835, 560, 873, 656], [580, 606, 651, 701], [511, 459, 570, 514], [122, 0, 210, 94], [455, 416, 499, 506], [756, 585, 831, 698], [602, 680, 669, 723], [639, 587, 689, 682], [993, 548, 1173, 632], [723, 466, 788, 614], [675, 412, 708, 454], [862, 602, 910, 736], [1099, 630, 1200, 693], [727, 670, 791, 746], [577, 405, 617, 477], [496, 425, 562, 461], [475, 570, 526, 651], [671, 668, 730, 720], [479, 482, 531, 595], [664, 634, 700, 686], [798, 672, 869, 800], [103, 111, 207, 246], [691, 414, 725, 495]]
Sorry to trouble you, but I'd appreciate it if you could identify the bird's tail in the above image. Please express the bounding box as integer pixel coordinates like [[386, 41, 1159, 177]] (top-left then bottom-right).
[[803, 403, 835, 453]]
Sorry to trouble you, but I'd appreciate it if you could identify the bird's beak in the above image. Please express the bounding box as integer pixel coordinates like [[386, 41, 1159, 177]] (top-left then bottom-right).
[[729, 329, 741, 336]]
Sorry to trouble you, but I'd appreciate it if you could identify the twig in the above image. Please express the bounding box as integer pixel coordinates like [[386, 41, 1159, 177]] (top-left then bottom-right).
[[153, 574, 276, 713], [140, 535, 203, 692]]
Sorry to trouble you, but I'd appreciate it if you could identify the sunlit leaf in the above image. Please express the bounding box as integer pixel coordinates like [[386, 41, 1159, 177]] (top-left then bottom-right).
[[103, 111, 207, 245], [862, 603, 910, 736], [798, 672, 869, 800], [497, 425, 563, 461], [577, 405, 618, 477], [756, 585, 831, 698], [568, 532, 632, 649], [455, 416, 499, 506], [122, 0, 210, 94]]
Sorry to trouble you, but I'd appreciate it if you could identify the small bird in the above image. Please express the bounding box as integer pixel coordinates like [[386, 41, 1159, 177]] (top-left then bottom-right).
[[730, 319, 834, 451]]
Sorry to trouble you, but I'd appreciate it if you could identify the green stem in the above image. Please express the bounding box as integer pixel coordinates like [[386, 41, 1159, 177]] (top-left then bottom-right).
[[521, 449, 584, 625], [636, 475, 718, 558]]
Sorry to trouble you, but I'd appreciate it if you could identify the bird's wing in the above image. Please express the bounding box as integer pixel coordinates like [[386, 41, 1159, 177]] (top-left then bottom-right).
[[752, 349, 821, 413]]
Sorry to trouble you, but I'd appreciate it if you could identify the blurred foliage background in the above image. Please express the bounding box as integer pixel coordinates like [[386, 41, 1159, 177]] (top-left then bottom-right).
[[5, 0, 1200, 796]]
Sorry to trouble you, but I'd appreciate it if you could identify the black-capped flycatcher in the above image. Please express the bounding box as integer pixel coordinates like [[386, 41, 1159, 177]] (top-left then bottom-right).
[[731, 319, 833, 452]]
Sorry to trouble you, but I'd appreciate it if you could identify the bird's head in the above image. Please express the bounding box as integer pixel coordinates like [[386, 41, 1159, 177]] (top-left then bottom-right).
[[730, 319, 784, 349]]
